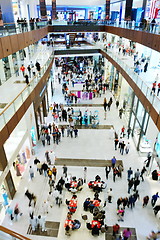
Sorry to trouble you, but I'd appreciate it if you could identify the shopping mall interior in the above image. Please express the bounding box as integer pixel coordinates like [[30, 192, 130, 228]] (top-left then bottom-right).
[[0, 0, 160, 240]]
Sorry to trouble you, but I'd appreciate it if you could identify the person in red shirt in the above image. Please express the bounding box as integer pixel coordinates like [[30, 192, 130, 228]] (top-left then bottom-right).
[[151, 81, 156, 94], [112, 223, 120, 236], [20, 65, 25, 76], [121, 126, 125, 137], [157, 82, 160, 96]]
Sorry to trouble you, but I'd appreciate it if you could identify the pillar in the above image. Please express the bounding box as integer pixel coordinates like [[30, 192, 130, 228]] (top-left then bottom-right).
[[105, 0, 110, 20], [0, 59, 6, 85], [125, 0, 133, 21], [0, 146, 16, 199], [51, 0, 57, 20], [42, 95, 47, 117], [1, 0, 14, 23], [4, 171, 16, 199], [141, 0, 147, 20], [8, 55, 15, 75], [39, 0, 47, 20]]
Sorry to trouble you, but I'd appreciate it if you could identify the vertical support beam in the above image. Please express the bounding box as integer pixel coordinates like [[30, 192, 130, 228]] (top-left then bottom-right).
[[105, 0, 110, 20], [137, 109, 147, 151], [142, 0, 147, 20], [4, 171, 16, 199], [39, 0, 47, 20], [42, 95, 47, 117], [0, 146, 8, 171], [125, 0, 133, 20], [51, 0, 57, 20]]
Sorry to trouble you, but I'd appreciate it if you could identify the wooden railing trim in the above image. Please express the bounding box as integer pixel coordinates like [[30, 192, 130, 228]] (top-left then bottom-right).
[[0, 225, 31, 240]]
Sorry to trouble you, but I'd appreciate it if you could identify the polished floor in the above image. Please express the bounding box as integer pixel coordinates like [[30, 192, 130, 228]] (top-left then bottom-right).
[[1, 62, 160, 240]]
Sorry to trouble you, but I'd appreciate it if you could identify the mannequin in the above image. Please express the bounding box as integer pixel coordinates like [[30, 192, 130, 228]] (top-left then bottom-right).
[[26, 146, 31, 159]]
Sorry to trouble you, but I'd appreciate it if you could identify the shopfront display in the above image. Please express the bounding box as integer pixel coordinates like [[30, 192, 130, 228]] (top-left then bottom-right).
[[11, 139, 31, 189]]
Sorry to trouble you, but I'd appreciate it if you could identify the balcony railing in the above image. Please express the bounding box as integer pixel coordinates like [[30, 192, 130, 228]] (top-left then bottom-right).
[[0, 52, 54, 131], [102, 48, 160, 114], [0, 21, 48, 37], [51, 20, 160, 35], [0, 225, 31, 240]]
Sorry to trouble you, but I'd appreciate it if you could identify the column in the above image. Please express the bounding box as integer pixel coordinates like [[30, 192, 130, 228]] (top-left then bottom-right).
[[1, 0, 14, 23], [125, 0, 133, 20], [0, 59, 6, 85], [105, 0, 110, 20], [141, 0, 147, 20], [4, 171, 16, 199], [39, 0, 47, 20], [51, 0, 57, 20], [8, 55, 15, 75], [42, 95, 47, 117]]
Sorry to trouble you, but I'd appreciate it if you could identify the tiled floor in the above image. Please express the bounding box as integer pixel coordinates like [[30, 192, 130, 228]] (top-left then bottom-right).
[[1, 53, 160, 240]]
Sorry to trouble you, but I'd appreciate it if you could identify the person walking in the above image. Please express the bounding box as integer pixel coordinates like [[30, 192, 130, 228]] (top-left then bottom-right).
[[134, 169, 140, 179], [52, 166, 57, 180], [123, 228, 132, 240], [63, 165, 68, 178], [24, 74, 29, 85], [133, 178, 140, 192], [111, 156, 117, 168], [105, 166, 111, 179], [40, 135, 45, 147], [46, 134, 51, 145], [112, 223, 120, 237], [20, 64, 25, 76], [103, 98, 107, 111], [127, 127, 131, 139], [84, 167, 87, 183], [61, 126, 65, 137], [29, 166, 34, 180], [140, 166, 147, 181], [27, 65, 31, 78], [151, 192, 159, 207], [119, 108, 123, 119], [107, 188, 113, 203], [143, 196, 149, 207], [120, 141, 125, 155], [128, 178, 134, 194], [114, 138, 119, 150], [127, 167, 133, 180], [125, 142, 130, 154], [74, 128, 78, 138]]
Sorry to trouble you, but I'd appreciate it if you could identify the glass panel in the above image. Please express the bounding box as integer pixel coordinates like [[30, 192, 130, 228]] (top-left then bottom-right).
[[3, 104, 15, 123], [0, 114, 6, 130], [141, 82, 148, 95], [14, 95, 23, 111]]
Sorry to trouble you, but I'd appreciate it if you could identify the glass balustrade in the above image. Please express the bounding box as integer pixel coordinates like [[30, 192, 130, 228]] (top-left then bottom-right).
[[103, 48, 160, 116], [0, 52, 54, 131]]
